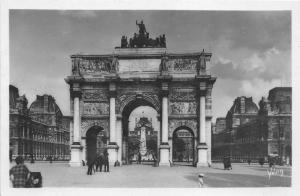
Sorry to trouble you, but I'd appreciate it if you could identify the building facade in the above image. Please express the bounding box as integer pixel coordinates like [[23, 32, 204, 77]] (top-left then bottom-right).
[[9, 85, 31, 160], [9, 85, 70, 161], [65, 22, 217, 167], [212, 87, 292, 164]]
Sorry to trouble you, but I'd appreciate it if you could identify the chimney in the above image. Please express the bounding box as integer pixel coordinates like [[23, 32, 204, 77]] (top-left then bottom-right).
[[44, 95, 48, 113], [240, 97, 245, 113]]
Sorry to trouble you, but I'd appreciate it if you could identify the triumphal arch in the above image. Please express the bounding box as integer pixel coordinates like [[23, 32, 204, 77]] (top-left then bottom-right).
[[65, 21, 216, 167]]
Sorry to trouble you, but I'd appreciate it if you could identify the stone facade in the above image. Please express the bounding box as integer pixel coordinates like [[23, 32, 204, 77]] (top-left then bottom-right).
[[9, 85, 70, 161], [212, 87, 292, 164]]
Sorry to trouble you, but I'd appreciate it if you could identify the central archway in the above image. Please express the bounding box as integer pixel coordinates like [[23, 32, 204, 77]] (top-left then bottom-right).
[[121, 98, 160, 164], [86, 126, 107, 162]]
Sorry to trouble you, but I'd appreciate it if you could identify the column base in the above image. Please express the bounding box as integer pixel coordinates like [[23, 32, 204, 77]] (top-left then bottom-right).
[[107, 144, 119, 165], [197, 143, 208, 167], [69, 144, 82, 167], [159, 144, 170, 166]]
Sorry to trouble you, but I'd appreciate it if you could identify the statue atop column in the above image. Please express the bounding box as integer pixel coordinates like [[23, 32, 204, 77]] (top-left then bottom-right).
[[117, 21, 167, 48], [160, 53, 169, 74], [197, 49, 207, 75]]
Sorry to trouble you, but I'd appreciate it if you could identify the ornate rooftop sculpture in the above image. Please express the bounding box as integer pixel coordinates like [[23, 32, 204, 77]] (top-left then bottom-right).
[[118, 20, 166, 48]]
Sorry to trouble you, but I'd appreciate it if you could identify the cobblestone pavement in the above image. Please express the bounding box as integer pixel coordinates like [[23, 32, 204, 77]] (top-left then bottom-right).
[[11, 162, 291, 187]]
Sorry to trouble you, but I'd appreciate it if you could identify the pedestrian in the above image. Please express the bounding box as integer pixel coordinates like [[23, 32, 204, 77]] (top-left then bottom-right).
[[138, 152, 142, 164], [223, 156, 227, 170], [87, 157, 94, 175], [95, 154, 103, 172], [259, 157, 264, 167], [104, 150, 109, 172], [9, 156, 31, 188], [247, 158, 251, 165], [9, 150, 12, 163], [198, 173, 205, 188], [99, 154, 104, 172], [30, 153, 34, 164]]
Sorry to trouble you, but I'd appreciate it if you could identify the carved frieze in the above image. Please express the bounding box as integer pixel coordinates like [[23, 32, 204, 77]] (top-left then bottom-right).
[[168, 119, 197, 137], [73, 57, 118, 75], [83, 102, 109, 115], [82, 89, 108, 102], [169, 102, 196, 114], [166, 58, 197, 72], [81, 119, 109, 137], [170, 88, 195, 102]]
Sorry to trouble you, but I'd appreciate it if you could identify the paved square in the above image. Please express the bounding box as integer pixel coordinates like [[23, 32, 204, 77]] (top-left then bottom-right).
[[12, 162, 291, 187]]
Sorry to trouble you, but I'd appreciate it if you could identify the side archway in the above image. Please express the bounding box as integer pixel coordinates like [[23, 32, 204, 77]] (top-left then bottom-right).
[[172, 126, 195, 164]]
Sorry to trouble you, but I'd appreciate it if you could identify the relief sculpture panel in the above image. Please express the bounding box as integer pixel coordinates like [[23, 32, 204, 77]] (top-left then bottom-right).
[[83, 102, 109, 115], [166, 58, 197, 72], [170, 88, 195, 102], [82, 89, 108, 102], [73, 57, 118, 75], [169, 102, 196, 114]]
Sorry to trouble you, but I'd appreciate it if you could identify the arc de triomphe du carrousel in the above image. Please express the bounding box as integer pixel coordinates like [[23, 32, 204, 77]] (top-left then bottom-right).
[[65, 21, 216, 167]]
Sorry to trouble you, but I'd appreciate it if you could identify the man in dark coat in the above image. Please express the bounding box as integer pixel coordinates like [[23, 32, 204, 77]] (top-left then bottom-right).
[[95, 154, 104, 172], [87, 157, 95, 175], [104, 150, 109, 172]]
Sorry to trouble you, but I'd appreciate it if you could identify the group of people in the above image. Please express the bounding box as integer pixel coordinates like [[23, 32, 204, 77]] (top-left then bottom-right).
[[87, 150, 109, 175]]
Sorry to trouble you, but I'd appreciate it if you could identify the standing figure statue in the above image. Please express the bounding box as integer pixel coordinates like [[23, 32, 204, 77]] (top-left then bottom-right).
[[111, 57, 119, 73], [72, 58, 80, 75], [121, 36, 128, 48], [160, 54, 169, 73], [197, 49, 206, 75], [136, 20, 147, 35]]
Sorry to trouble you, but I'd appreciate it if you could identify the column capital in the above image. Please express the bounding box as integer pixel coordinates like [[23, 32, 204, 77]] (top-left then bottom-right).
[[160, 82, 169, 97], [198, 89, 207, 97], [71, 83, 82, 98], [108, 90, 117, 98], [71, 90, 82, 99], [109, 82, 117, 98]]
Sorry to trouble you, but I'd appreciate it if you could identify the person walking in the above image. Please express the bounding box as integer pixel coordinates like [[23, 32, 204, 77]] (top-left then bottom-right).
[[138, 152, 142, 164], [104, 150, 109, 172], [9, 156, 31, 188], [247, 158, 251, 165], [99, 153, 104, 172], [87, 157, 94, 175]]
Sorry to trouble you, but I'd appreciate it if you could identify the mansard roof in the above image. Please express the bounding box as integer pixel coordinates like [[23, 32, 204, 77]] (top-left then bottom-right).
[[228, 96, 258, 115], [29, 94, 62, 116]]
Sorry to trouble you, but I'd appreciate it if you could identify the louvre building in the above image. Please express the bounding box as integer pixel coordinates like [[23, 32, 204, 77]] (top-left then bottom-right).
[[212, 87, 292, 165], [9, 85, 70, 161]]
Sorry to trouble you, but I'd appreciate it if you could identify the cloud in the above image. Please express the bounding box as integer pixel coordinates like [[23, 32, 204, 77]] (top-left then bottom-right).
[[58, 10, 98, 19], [239, 78, 282, 102], [210, 47, 291, 83]]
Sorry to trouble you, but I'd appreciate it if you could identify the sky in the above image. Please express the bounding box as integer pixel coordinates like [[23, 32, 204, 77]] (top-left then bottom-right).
[[9, 10, 291, 120]]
